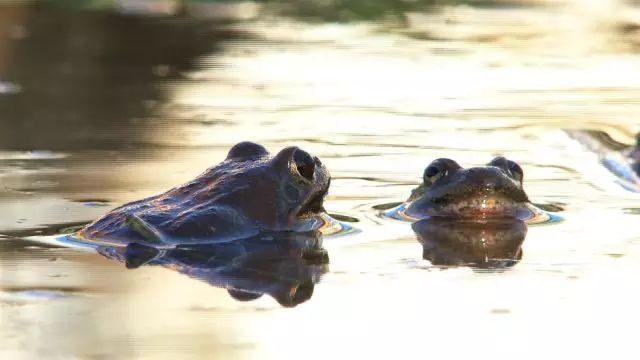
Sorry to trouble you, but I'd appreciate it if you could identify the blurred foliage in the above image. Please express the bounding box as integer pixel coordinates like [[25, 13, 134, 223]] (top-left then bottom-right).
[[39, 0, 117, 10], [28, 0, 526, 22], [258, 0, 529, 23], [261, 0, 440, 23]]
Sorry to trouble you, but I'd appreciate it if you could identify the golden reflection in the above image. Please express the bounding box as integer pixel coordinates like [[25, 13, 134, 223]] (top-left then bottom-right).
[[413, 218, 526, 269]]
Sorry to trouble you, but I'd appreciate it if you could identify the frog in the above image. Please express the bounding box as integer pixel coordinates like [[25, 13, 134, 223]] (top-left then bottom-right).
[[97, 230, 328, 307], [71, 141, 332, 246], [629, 133, 640, 175], [564, 129, 640, 192], [413, 218, 526, 269], [387, 156, 535, 221]]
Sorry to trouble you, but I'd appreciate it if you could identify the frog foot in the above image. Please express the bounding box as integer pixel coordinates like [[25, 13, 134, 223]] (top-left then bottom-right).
[[126, 214, 166, 244]]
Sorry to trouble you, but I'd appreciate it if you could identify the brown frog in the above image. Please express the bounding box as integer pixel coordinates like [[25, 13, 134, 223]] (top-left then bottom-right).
[[389, 157, 535, 221]]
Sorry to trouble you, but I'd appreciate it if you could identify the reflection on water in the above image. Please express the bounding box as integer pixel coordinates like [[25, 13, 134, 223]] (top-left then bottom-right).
[[413, 218, 526, 269], [3, 0, 640, 358], [95, 230, 328, 307], [0, 2, 237, 151]]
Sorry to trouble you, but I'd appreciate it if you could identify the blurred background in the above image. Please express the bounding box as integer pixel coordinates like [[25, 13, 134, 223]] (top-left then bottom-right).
[[2, 0, 640, 359]]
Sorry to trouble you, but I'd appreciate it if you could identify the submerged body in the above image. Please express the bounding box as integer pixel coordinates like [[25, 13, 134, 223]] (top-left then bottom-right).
[[73, 142, 331, 245], [388, 157, 535, 221]]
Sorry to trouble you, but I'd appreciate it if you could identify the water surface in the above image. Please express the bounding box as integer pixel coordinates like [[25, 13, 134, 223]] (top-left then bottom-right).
[[2, 0, 640, 359]]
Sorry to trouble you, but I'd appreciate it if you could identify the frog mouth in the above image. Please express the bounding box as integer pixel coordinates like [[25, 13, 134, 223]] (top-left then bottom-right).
[[429, 193, 529, 219], [419, 184, 531, 220], [297, 184, 329, 217]]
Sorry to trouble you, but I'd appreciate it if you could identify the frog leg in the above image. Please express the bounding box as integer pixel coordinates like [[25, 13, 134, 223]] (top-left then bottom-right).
[[126, 214, 166, 244]]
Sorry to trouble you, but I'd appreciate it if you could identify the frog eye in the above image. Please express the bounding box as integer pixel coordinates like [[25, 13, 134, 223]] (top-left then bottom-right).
[[488, 156, 523, 182], [423, 158, 461, 185], [424, 164, 445, 183], [293, 149, 315, 181], [508, 161, 524, 182], [424, 165, 446, 181]]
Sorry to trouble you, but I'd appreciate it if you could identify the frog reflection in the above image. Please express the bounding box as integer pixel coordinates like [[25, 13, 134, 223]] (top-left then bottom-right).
[[412, 219, 527, 269], [97, 230, 328, 307]]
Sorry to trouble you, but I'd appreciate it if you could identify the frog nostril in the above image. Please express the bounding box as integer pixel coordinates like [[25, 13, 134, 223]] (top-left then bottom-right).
[[483, 182, 498, 190]]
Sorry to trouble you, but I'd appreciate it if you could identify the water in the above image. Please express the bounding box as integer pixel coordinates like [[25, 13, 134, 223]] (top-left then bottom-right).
[[2, 0, 640, 358]]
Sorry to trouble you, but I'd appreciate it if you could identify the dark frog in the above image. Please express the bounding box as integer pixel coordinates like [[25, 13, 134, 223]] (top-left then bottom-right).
[[387, 157, 537, 221], [629, 133, 640, 175], [73, 142, 332, 245]]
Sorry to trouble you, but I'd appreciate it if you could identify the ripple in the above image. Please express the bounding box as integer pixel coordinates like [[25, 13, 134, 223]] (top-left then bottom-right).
[[0, 287, 84, 305], [0, 150, 68, 160], [372, 202, 403, 211], [378, 202, 562, 225], [70, 199, 112, 207], [317, 213, 357, 236], [380, 202, 417, 222], [623, 208, 640, 215], [0, 81, 21, 95], [532, 202, 566, 212], [526, 208, 563, 226], [327, 212, 359, 223]]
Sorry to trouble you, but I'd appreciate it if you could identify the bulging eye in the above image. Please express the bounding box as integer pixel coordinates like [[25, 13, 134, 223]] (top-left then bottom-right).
[[423, 158, 461, 185], [488, 156, 523, 182], [293, 149, 315, 181], [226, 141, 268, 161], [508, 161, 524, 182], [424, 164, 445, 184]]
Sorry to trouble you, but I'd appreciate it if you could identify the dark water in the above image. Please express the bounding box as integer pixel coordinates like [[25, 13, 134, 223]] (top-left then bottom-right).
[[2, 0, 640, 359]]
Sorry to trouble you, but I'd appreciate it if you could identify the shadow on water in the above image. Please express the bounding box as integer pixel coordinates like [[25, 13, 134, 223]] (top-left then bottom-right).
[[413, 218, 527, 269], [94, 230, 329, 307], [0, 1, 248, 152]]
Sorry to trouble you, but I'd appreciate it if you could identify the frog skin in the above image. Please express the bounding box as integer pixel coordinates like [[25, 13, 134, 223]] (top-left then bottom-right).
[[413, 218, 526, 269], [72, 142, 331, 245], [395, 157, 533, 221], [97, 230, 328, 307], [629, 134, 640, 176]]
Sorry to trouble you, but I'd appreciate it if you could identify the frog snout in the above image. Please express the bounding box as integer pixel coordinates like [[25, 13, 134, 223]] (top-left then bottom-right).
[[466, 168, 512, 190]]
